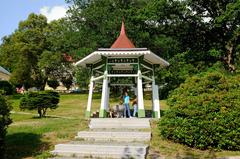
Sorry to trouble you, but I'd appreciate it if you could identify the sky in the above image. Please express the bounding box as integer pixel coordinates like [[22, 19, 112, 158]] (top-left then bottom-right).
[[0, 0, 69, 41]]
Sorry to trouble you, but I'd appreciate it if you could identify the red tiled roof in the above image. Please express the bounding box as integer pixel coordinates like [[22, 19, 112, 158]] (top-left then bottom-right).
[[111, 21, 135, 48]]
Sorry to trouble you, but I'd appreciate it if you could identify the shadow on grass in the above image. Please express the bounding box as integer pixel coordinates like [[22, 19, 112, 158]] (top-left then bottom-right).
[[5, 132, 50, 159], [145, 109, 167, 118], [175, 148, 217, 159], [31, 116, 60, 119]]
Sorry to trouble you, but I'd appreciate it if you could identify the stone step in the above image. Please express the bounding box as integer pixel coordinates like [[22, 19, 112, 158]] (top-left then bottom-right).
[[51, 143, 148, 159], [75, 131, 151, 142], [89, 118, 151, 129]]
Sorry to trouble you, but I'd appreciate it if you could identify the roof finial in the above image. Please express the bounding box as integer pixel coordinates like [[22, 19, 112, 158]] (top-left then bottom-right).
[[110, 19, 135, 48], [120, 20, 126, 35]]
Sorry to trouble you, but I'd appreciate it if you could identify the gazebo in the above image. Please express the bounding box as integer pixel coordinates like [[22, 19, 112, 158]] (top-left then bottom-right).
[[75, 22, 169, 118]]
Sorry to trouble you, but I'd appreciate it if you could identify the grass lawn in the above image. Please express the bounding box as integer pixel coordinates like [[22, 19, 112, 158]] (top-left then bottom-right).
[[5, 94, 240, 159]]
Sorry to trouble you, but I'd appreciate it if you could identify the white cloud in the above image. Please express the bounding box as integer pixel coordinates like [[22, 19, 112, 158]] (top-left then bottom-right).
[[40, 5, 67, 22]]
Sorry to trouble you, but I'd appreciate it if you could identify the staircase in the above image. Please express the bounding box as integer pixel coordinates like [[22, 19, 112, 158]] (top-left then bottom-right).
[[51, 118, 151, 159]]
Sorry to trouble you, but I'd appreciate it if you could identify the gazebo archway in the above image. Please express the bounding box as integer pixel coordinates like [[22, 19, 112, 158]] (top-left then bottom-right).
[[75, 21, 169, 118]]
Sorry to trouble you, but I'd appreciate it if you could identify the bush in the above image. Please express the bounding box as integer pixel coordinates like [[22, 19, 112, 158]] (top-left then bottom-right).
[[20, 91, 60, 118], [61, 77, 73, 90], [159, 64, 240, 150], [0, 81, 13, 95], [0, 95, 12, 158], [47, 79, 59, 90]]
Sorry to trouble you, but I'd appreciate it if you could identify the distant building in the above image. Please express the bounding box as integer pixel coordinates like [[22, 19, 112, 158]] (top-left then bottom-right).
[[0, 66, 11, 81]]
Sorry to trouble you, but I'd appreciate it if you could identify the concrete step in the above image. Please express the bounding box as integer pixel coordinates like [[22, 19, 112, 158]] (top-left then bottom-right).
[[75, 131, 151, 142], [89, 118, 151, 129], [51, 143, 148, 159]]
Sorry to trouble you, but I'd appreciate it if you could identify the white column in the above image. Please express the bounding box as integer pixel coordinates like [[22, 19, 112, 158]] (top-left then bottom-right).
[[86, 76, 94, 118], [152, 78, 160, 118], [133, 87, 138, 96], [99, 71, 108, 118], [105, 85, 110, 111], [137, 70, 145, 117]]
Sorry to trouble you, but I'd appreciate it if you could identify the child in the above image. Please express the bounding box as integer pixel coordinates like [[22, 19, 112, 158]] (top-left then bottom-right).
[[132, 95, 138, 117]]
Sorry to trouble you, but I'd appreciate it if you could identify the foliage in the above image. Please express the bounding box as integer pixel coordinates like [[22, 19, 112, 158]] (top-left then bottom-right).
[[0, 14, 73, 90], [0, 0, 239, 99], [19, 91, 60, 118], [65, 0, 240, 96], [61, 77, 73, 90], [157, 52, 206, 99], [75, 67, 90, 90], [0, 81, 13, 95], [159, 63, 240, 150], [47, 79, 59, 90], [0, 95, 12, 159], [187, 0, 240, 71]]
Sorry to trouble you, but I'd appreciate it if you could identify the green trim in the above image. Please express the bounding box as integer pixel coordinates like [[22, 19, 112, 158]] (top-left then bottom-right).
[[101, 56, 107, 71], [108, 58, 138, 63], [142, 60, 153, 69], [93, 60, 104, 69], [85, 110, 91, 118], [138, 109, 145, 118], [109, 70, 136, 74], [152, 111, 159, 118], [99, 109, 107, 118], [138, 56, 144, 71]]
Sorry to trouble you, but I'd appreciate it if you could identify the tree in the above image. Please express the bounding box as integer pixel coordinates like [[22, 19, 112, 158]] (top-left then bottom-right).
[[66, 0, 149, 52], [61, 76, 73, 90], [157, 52, 203, 99], [187, 0, 240, 71], [0, 95, 12, 159], [47, 79, 59, 90], [0, 14, 74, 90], [75, 66, 90, 90], [19, 91, 60, 118], [0, 13, 48, 89]]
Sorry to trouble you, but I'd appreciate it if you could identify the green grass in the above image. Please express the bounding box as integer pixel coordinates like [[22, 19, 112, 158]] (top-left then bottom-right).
[[6, 94, 89, 159], [5, 93, 240, 159]]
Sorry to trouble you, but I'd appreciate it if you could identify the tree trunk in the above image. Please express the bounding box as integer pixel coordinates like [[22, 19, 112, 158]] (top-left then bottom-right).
[[40, 77, 48, 91], [225, 42, 236, 72], [38, 107, 42, 118], [42, 108, 47, 117]]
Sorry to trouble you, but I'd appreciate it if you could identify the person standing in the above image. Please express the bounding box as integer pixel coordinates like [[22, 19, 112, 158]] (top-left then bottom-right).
[[132, 95, 138, 117], [123, 92, 132, 118]]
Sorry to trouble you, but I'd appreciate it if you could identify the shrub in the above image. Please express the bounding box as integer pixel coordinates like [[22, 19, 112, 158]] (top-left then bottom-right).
[[0, 81, 13, 95], [47, 79, 59, 90], [0, 95, 12, 158], [159, 64, 240, 150], [61, 77, 73, 90], [19, 91, 60, 118]]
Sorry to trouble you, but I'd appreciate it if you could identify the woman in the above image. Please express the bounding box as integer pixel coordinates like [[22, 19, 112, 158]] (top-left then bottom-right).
[[123, 92, 132, 118]]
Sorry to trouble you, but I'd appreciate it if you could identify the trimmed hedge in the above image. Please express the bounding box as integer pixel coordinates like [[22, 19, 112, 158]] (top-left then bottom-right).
[[20, 91, 60, 118], [159, 66, 240, 150]]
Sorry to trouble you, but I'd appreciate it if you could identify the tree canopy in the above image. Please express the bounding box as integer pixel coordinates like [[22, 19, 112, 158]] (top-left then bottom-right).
[[0, 0, 239, 93]]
